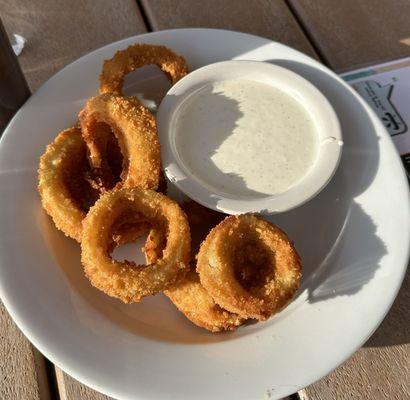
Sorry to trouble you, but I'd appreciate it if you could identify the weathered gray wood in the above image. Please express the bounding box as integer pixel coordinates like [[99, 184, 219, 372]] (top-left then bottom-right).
[[0, 0, 146, 91], [55, 368, 113, 400], [140, 0, 317, 57], [288, 0, 410, 71], [300, 268, 410, 400], [0, 303, 51, 400]]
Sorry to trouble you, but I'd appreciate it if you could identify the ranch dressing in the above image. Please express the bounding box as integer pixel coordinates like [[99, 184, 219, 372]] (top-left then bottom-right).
[[174, 79, 318, 197]]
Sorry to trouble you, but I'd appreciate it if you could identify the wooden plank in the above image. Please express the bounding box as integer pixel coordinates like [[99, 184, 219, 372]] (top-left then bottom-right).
[[0, 303, 51, 400], [0, 0, 146, 91], [140, 0, 317, 57], [55, 368, 113, 400], [300, 267, 410, 400], [0, 1, 147, 399], [288, 0, 410, 71]]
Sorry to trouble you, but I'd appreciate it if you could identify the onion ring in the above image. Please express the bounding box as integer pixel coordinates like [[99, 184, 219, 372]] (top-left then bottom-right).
[[79, 93, 162, 192], [144, 201, 245, 332], [99, 43, 189, 95], [38, 127, 98, 242], [197, 215, 302, 320], [81, 188, 191, 303], [165, 270, 244, 332]]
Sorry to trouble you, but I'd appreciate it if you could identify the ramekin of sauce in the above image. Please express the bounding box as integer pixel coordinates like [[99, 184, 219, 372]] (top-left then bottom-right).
[[157, 60, 342, 214]]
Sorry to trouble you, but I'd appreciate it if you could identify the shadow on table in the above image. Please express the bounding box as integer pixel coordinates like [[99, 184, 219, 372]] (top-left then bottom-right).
[[364, 268, 410, 347]]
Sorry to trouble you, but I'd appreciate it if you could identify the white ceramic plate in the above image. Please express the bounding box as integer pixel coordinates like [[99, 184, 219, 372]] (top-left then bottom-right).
[[0, 29, 408, 400]]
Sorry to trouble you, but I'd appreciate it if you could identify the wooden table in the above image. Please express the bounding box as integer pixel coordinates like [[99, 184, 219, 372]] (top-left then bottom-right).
[[1, 1, 409, 399]]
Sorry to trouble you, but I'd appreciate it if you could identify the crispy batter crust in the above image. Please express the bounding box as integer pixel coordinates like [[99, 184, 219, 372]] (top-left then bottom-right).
[[37, 127, 94, 242], [79, 93, 162, 192], [81, 188, 191, 303], [99, 43, 188, 95], [197, 215, 302, 320], [165, 270, 244, 332]]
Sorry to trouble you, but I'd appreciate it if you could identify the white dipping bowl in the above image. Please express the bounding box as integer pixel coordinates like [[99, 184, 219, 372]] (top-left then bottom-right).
[[157, 60, 342, 214]]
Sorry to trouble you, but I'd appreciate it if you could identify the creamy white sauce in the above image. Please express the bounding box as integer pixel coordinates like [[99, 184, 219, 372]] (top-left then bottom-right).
[[174, 79, 318, 197]]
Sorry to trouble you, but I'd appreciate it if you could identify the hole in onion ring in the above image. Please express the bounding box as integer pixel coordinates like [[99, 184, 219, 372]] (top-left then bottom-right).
[[111, 237, 149, 264], [231, 236, 276, 296], [58, 133, 99, 213], [109, 209, 168, 265], [83, 120, 126, 191], [111, 226, 167, 265], [63, 158, 98, 212], [123, 65, 173, 112]]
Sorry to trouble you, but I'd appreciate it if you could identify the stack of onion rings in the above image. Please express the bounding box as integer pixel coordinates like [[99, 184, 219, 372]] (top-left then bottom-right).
[[164, 202, 245, 332], [38, 42, 302, 333], [141, 202, 245, 332]]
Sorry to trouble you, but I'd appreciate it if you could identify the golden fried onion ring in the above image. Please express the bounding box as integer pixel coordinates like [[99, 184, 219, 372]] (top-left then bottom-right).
[[79, 93, 162, 192], [197, 215, 301, 320], [165, 270, 244, 332], [99, 43, 188, 95], [81, 188, 191, 303], [144, 201, 245, 332], [38, 127, 97, 242]]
